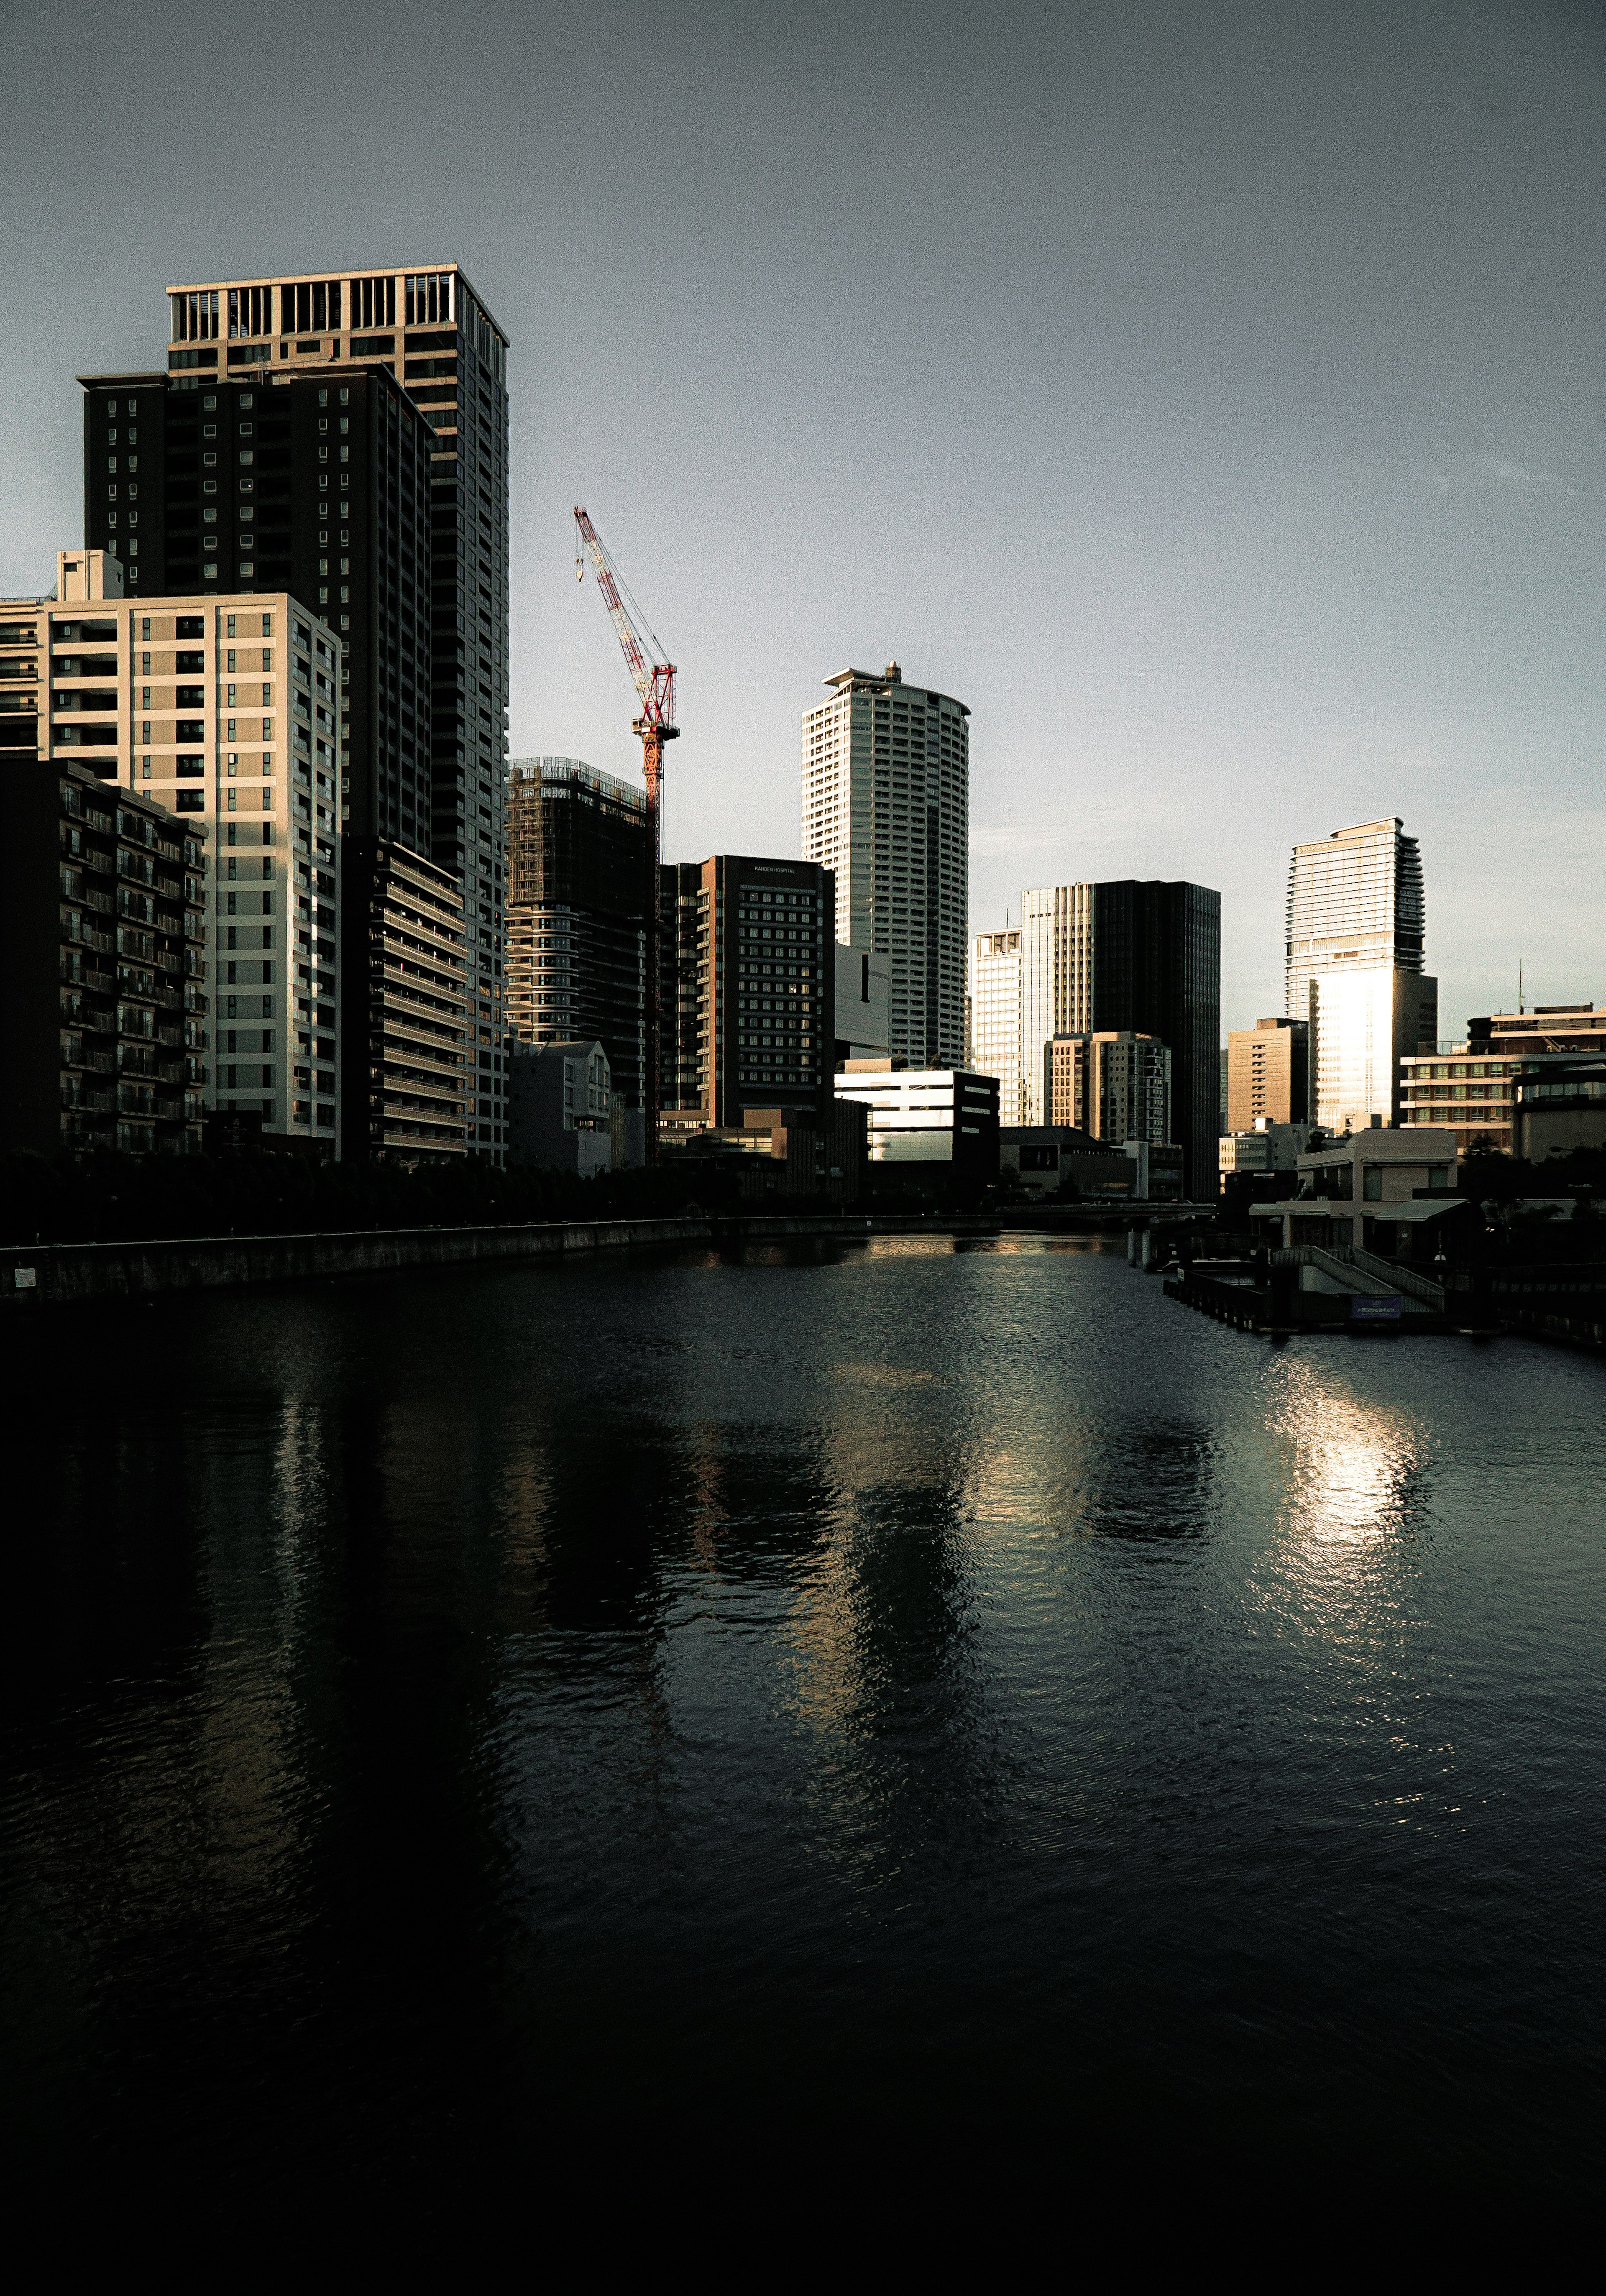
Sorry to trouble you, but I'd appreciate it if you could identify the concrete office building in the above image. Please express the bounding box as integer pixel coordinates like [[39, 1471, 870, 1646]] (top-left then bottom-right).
[[660, 856, 835, 1130], [507, 1038, 613, 1178], [834, 1064, 1000, 1185], [1227, 1015, 1309, 1133], [1046, 1030, 1172, 1147], [802, 661, 968, 1068], [1286, 818, 1436, 1134], [2, 755, 207, 1157], [1399, 1002, 1606, 1157], [505, 757, 647, 1109], [969, 928, 1025, 1122], [139, 260, 511, 1150], [1, 551, 341, 1151]]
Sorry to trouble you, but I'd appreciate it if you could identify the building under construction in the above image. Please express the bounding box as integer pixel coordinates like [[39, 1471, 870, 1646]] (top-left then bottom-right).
[[504, 755, 648, 1112]]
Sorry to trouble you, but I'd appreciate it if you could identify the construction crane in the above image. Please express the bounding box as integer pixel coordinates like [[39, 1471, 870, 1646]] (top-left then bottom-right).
[[573, 507, 678, 1161]]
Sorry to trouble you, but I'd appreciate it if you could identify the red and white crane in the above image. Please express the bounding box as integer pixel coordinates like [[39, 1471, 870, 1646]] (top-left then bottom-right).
[[573, 506, 678, 1161]]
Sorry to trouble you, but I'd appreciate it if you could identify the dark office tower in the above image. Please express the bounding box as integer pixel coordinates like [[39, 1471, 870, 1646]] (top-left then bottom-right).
[[1088, 880, 1220, 1201], [504, 757, 648, 1109], [660, 856, 836, 1130], [80, 362, 445, 1152], [153, 262, 511, 1155]]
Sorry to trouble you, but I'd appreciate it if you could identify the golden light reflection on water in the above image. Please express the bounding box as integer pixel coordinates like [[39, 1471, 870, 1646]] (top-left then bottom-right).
[[1267, 1356, 1431, 1550]]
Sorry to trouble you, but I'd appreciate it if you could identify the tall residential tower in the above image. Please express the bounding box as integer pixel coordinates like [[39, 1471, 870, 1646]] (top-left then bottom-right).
[[802, 661, 968, 1069], [147, 262, 510, 1153]]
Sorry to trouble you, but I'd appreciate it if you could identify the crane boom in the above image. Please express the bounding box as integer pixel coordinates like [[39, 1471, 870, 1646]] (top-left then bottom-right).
[[573, 506, 679, 1162], [573, 508, 676, 731]]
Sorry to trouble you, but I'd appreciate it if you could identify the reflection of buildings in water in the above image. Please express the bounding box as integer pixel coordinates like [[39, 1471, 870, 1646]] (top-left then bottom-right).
[[784, 1364, 979, 1739], [954, 1408, 1220, 1546]]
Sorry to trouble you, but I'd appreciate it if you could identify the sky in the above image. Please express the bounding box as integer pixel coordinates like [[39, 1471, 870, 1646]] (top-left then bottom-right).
[[4, 0, 1602, 1037]]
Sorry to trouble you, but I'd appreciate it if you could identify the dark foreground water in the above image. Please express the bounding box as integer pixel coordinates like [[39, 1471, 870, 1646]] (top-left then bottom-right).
[[4, 1235, 1604, 2202]]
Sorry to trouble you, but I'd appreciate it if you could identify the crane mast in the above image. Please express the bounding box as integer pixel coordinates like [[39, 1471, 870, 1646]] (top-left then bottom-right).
[[573, 507, 678, 1161]]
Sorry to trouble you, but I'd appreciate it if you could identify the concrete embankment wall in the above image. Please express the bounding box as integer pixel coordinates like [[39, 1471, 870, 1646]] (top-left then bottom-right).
[[0, 1211, 1001, 1308]]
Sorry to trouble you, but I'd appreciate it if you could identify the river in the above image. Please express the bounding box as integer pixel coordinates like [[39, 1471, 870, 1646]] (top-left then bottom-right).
[[4, 1234, 1603, 2201]]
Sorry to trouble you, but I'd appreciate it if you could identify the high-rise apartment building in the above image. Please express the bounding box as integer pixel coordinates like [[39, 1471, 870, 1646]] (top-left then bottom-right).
[[1046, 1031, 1172, 1145], [1, 550, 343, 1151], [1286, 819, 1435, 1133], [78, 361, 437, 1149], [968, 928, 1024, 1122], [505, 757, 647, 1109], [801, 661, 968, 1068], [660, 857, 835, 1129], [3, 751, 207, 1157], [116, 260, 510, 1153], [989, 878, 1220, 1197], [1226, 1016, 1310, 1133], [351, 841, 470, 1158]]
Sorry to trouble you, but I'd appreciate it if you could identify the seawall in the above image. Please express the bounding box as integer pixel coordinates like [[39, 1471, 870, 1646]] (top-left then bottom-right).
[[0, 1210, 1002, 1308]]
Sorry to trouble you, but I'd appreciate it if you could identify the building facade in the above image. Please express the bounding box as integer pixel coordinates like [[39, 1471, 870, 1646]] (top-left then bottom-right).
[[661, 856, 835, 1130], [834, 1065, 1000, 1184], [1219, 1120, 1314, 1182], [1002, 878, 1219, 1196], [504, 757, 647, 1108], [1286, 818, 1436, 1135], [3, 757, 207, 1156], [351, 841, 470, 1158], [1, 555, 340, 1151], [834, 943, 891, 1064], [135, 257, 509, 1148], [507, 1038, 612, 1177], [1256, 1122, 1459, 1258], [801, 661, 968, 1068], [1226, 1015, 1309, 1133], [1399, 1003, 1606, 1156], [969, 928, 1024, 1122], [1046, 1030, 1172, 1146]]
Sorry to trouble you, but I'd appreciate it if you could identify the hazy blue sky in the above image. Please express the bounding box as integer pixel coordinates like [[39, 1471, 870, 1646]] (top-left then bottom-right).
[[5, 0, 1602, 1034]]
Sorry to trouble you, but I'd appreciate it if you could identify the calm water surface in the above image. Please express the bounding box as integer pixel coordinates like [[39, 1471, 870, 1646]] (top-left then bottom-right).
[[4, 1235, 1604, 2194]]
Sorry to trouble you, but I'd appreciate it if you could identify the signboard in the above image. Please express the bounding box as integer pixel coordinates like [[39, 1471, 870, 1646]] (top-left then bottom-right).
[[1350, 1293, 1403, 1321]]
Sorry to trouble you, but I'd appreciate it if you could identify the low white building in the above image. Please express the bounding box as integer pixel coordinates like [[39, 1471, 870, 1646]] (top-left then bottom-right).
[[1253, 1120, 1459, 1256]]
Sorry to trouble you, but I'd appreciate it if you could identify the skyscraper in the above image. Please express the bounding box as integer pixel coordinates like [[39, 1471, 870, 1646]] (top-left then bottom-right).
[[80, 360, 441, 1151], [801, 661, 968, 1068], [1285, 819, 1435, 1133], [142, 262, 511, 1153], [997, 878, 1220, 1197], [505, 757, 648, 1110]]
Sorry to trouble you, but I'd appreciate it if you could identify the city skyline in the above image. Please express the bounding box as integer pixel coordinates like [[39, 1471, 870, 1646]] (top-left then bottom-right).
[[3, 2, 1602, 1050]]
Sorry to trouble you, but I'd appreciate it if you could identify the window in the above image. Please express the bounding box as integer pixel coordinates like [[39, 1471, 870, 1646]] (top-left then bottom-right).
[[1362, 1166, 1383, 1201]]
